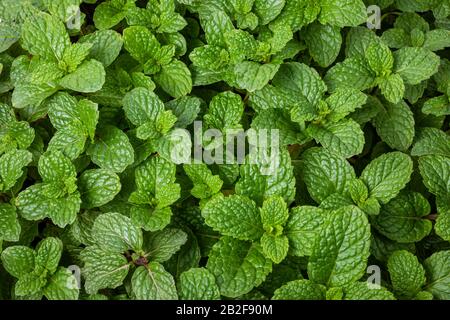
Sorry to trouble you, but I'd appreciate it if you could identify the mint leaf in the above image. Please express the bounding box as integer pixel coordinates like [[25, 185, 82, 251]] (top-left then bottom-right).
[[132, 263, 178, 300], [388, 250, 426, 299], [202, 195, 264, 241], [272, 279, 326, 300], [424, 251, 450, 300], [307, 206, 371, 287], [207, 237, 272, 298], [178, 268, 220, 300], [360, 152, 413, 204], [78, 169, 121, 209]]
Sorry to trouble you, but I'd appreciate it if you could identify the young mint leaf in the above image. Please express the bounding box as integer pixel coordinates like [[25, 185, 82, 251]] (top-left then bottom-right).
[[132, 263, 178, 300], [419, 155, 450, 197], [78, 169, 121, 209], [360, 152, 413, 204], [87, 125, 135, 173], [303, 22, 342, 68], [388, 250, 426, 299], [372, 101, 415, 152], [343, 282, 396, 300], [261, 233, 289, 264], [43, 267, 79, 300], [1, 246, 35, 278], [272, 279, 326, 300], [0, 149, 32, 191], [202, 195, 264, 241], [423, 251, 450, 299], [183, 164, 223, 200], [154, 60, 192, 98], [91, 212, 143, 253], [373, 192, 432, 243], [307, 206, 371, 287], [81, 245, 130, 294], [394, 47, 440, 85], [178, 268, 220, 300], [285, 206, 326, 257], [207, 237, 272, 298], [300, 147, 356, 203]]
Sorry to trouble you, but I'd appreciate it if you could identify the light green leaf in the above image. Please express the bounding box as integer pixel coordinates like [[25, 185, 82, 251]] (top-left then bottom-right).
[[0, 204, 21, 242], [234, 61, 279, 93], [394, 47, 440, 85], [261, 233, 289, 264], [183, 164, 223, 199], [78, 169, 121, 209], [155, 60, 192, 98], [87, 125, 134, 173], [91, 212, 143, 253], [304, 22, 342, 68], [178, 268, 220, 300], [344, 282, 396, 300], [285, 206, 326, 257], [300, 147, 356, 203], [272, 279, 326, 300], [207, 237, 272, 298], [44, 267, 79, 300], [0, 149, 32, 191], [373, 101, 415, 152], [1, 246, 35, 278], [132, 263, 178, 300], [418, 155, 450, 197], [307, 206, 371, 287], [308, 119, 365, 158], [424, 250, 450, 300], [319, 0, 367, 27], [360, 152, 413, 203], [202, 195, 263, 241], [59, 59, 106, 93], [35, 237, 63, 274], [388, 250, 426, 298], [373, 192, 432, 243], [81, 245, 130, 294]]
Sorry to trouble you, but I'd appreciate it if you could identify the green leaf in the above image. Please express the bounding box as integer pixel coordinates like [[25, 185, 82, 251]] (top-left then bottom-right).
[[373, 192, 432, 243], [93, 0, 130, 30], [300, 147, 356, 203], [272, 279, 326, 300], [373, 101, 415, 152], [343, 282, 396, 300], [35, 237, 63, 274], [59, 59, 106, 93], [272, 62, 326, 106], [15, 272, 46, 296], [38, 150, 76, 183], [319, 0, 367, 27], [202, 195, 263, 241], [379, 73, 405, 104], [0, 204, 21, 242], [394, 47, 440, 85], [207, 237, 272, 298], [261, 233, 289, 264], [303, 23, 342, 68], [418, 155, 450, 197], [365, 42, 394, 77], [254, 0, 285, 25], [16, 184, 81, 228], [260, 196, 289, 229], [21, 12, 70, 62], [236, 147, 296, 205], [1, 246, 35, 278], [43, 267, 79, 300], [423, 29, 450, 51], [325, 88, 367, 122], [132, 263, 178, 300], [78, 169, 121, 209], [178, 268, 220, 300], [87, 125, 134, 173], [325, 57, 376, 92], [0, 149, 32, 191], [204, 91, 244, 130], [360, 152, 413, 204], [285, 206, 326, 257], [123, 26, 160, 65], [154, 60, 192, 98], [144, 228, 187, 263], [234, 61, 279, 93], [123, 87, 165, 127], [308, 119, 365, 158], [79, 30, 123, 67], [307, 206, 371, 287], [388, 250, 426, 298], [81, 245, 130, 294], [424, 250, 450, 299], [91, 212, 143, 253], [183, 164, 223, 199]]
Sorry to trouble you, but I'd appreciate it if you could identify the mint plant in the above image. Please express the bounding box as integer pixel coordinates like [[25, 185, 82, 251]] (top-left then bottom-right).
[[0, 0, 449, 301]]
